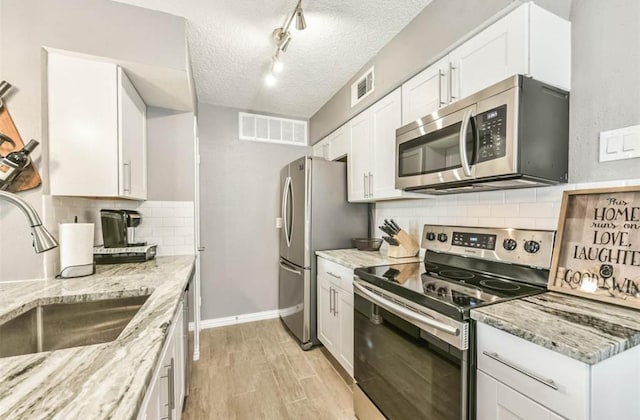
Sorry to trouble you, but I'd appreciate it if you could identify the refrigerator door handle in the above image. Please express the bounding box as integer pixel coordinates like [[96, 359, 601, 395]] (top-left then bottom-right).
[[279, 259, 302, 276], [282, 176, 292, 247]]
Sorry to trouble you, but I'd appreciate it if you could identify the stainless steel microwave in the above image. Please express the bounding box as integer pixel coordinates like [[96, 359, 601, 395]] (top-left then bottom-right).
[[395, 75, 569, 194]]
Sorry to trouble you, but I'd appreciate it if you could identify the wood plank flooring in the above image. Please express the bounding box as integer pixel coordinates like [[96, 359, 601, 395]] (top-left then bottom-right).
[[182, 319, 355, 420]]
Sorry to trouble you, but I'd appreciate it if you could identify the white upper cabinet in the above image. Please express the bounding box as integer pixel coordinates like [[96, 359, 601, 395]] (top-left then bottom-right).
[[48, 52, 148, 200], [347, 110, 372, 202], [313, 125, 348, 161], [401, 56, 449, 126], [348, 88, 421, 203], [401, 3, 570, 127], [118, 68, 147, 200], [371, 88, 403, 199], [449, 3, 570, 101], [449, 4, 529, 101]]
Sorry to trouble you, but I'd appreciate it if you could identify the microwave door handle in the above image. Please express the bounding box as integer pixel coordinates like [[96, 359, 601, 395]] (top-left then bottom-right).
[[459, 108, 474, 177]]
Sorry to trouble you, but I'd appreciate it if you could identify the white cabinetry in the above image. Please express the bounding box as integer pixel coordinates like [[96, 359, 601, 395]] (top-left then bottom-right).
[[138, 301, 186, 420], [312, 125, 348, 161], [401, 56, 449, 125], [476, 323, 640, 420], [48, 52, 147, 200], [401, 3, 570, 126], [317, 257, 354, 377], [348, 88, 419, 202]]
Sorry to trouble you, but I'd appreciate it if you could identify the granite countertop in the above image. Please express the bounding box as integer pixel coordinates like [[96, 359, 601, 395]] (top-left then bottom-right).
[[471, 292, 640, 365], [0, 255, 195, 420], [316, 248, 422, 269]]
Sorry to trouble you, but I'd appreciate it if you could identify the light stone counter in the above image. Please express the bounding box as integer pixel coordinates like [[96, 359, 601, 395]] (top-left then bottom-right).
[[471, 292, 640, 365], [0, 255, 195, 419], [316, 248, 421, 269]]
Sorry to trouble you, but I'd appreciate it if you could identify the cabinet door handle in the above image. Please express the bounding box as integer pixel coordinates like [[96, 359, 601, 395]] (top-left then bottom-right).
[[363, 173, 368, 198], [333, 289, 339, 316], [159, 359, 174, 420], [123, 160, 132, 194], [438, 69, 446, 106], [482, 351, 559, 391], [368, 172, 373, 198], [329, 287, 334, 314], [168, 357, 175, 411], [449, 62, 457, 103]]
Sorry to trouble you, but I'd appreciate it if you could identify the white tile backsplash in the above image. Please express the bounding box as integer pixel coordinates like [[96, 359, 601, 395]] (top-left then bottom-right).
[[43, 197, 195, 277], [377, 179, 640, 244]]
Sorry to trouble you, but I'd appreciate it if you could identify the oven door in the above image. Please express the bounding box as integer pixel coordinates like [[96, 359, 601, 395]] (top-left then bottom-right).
[[353, 280, 473, 420], [396, 105, 478, 190]]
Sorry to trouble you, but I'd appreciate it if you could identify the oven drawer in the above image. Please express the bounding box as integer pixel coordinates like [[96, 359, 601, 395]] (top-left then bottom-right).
[[477, 323, 588, 419], [317, 257, 353, 292]]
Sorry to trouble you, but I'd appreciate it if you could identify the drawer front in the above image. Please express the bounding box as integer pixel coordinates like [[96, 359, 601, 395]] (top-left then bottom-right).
[[477, 323, 589, 420], [317, 257, 354, 292]]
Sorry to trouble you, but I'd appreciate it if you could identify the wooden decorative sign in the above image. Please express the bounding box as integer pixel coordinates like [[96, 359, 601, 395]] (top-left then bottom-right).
[[549, 186, 640, 310]]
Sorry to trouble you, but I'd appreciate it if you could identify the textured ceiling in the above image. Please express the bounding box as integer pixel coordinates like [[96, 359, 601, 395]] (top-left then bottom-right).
[[112, 0, 430, 118]]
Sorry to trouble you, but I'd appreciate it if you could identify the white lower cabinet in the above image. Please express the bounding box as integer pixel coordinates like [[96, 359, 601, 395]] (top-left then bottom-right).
[[477, 371, 562, 420], [476, 323, 640, 420], [138, 301, 185, 420], [317, 257, 354, 377]]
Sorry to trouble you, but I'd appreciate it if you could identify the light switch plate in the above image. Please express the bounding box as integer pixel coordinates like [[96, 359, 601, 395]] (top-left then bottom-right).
[[599, 125, 640, 162]]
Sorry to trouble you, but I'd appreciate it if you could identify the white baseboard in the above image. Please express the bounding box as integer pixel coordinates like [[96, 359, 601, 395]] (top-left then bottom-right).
[[188, 309, 280, 331]]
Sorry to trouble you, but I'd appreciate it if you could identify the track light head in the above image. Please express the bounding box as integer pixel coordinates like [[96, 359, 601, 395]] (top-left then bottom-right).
[[295, 7, 307, 31]]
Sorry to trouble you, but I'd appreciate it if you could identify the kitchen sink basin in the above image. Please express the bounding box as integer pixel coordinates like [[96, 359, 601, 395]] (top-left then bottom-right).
[[0, 295, 149, 358]]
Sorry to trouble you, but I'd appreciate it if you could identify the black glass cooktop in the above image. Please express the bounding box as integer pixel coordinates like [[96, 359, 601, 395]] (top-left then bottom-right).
[[354, 261, 545, 320]]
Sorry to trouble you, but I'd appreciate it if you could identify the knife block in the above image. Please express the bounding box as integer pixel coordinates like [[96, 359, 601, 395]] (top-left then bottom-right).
[[387, 230, 420, 259]]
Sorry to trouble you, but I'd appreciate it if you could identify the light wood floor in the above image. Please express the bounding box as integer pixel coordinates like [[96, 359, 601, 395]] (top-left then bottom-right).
[[182, 319, 355, 420]]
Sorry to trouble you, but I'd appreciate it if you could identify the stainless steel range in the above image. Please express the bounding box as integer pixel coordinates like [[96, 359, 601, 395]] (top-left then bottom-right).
[[353, 225, 555, 420]]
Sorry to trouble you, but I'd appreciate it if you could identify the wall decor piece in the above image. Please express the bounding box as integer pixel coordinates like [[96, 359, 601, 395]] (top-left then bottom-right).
[[0, 81, 42, 192], [549, 186, 640, 310]]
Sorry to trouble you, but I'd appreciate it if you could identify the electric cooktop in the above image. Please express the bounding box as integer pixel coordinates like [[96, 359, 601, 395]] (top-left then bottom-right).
[[355, 261, 546, 320]]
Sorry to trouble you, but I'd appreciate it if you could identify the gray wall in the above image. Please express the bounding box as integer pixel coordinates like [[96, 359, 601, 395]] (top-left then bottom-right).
[[198, 103, 311, 320], [569, 0, 640, 182], [0, 0, 187, 281], [146, 107, 195, 201], [311, 0, 640, 184]]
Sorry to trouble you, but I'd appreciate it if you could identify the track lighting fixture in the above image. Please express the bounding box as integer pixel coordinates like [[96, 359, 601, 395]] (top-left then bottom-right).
[[264, 0, 307, 86]]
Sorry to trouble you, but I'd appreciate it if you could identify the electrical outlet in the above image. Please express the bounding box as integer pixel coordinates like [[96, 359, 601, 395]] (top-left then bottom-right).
[[599, 125, 640, 162], [276, 217, 283, 228]]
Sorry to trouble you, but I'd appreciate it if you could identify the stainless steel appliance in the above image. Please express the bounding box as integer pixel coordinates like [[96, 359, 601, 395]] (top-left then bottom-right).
[[279, 156, 368, 350], [353, 224, 555, 419], [96, 209, 156, 264], [100, 209, 146, 247], [395, 75, 569, 194]]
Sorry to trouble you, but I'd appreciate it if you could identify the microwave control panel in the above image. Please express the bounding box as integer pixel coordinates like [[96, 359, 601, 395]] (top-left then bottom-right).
[[476, 105, 507, 163]]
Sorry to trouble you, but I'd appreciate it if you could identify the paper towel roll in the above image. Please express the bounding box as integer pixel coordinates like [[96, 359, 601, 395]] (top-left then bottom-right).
[[59, 223, 94, 277]]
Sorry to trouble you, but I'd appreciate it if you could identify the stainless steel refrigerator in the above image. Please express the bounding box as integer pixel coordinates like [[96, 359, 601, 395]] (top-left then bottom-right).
[[279, 156, 367, 349]]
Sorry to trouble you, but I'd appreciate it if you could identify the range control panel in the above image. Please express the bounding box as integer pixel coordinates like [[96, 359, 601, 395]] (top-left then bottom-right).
[[421, 225, 555, 269]]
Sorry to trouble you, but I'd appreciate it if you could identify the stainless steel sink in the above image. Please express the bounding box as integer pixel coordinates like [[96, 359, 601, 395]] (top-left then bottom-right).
[[0, 295, 149, 358]]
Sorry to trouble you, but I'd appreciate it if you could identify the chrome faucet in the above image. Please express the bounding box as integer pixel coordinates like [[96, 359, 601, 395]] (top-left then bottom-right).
[[0, 190, 58, 253]]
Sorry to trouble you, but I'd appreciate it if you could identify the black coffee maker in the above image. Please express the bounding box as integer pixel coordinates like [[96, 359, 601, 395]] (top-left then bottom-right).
[[100, 209, 146, 248]]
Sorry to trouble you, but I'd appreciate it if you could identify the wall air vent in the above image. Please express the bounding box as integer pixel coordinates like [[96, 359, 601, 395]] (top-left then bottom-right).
[[239, 112, 308, 146], [351, 66, 375, 107]]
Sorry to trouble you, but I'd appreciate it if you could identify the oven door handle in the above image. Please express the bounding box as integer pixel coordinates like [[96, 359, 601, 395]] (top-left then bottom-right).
[[353, 281, 460, 337], [459, 108, 474, 177]]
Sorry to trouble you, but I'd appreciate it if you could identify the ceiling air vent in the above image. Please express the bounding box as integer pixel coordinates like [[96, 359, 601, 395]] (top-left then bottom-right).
[[351, 66, 375, 107], [239, 112, 308, 146]]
